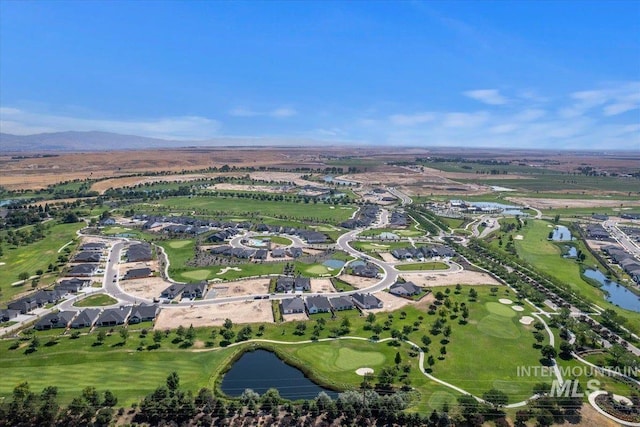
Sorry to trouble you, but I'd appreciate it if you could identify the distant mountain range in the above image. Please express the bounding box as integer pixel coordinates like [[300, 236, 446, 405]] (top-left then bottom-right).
[[0, 131, 318, 152]]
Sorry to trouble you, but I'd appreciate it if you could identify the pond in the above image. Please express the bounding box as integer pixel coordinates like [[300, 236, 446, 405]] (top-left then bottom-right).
[[551, 225, 573, 241], [221, 349, 339, 400], [323, 259, 345, 269], [584, 269, 640, 313], [563, 247, 577, 258], [467, 201, 526, 216]]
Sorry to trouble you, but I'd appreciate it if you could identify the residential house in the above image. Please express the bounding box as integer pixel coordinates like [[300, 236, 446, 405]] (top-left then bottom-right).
[[330, 296, 355, 311], [281, 297, 305, 314], [35, 311, 76, 330], [352, 263, 379, 278], [71, 309, 101, 329], [67, 263, 99, 277], [271, 248, 286, 258], [389, 281, 422, 297], [254, 249, 268, 260], [305, 295, 332, 314], [123, 267, 153, 280], [96, 306, 131, 327], [55, 278, 90, 293], [161, 284, 186, 300], [73, 251, 102, 263], [351, 293, 383, 310], [127, 243, 152, 262], [286, 247, 303, 258], [80, 242, 106, 251], [0, 309, 20, 322], [128, 304, 160, 324], [182, 282, 207, 299]]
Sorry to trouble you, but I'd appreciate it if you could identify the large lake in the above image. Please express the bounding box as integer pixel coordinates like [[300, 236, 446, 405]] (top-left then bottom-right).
[[584, 269, 640, 313], [220, 349, 339, 400]]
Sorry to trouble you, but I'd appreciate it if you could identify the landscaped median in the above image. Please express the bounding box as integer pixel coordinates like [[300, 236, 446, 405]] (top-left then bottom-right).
[[395, 262, 449, 271]]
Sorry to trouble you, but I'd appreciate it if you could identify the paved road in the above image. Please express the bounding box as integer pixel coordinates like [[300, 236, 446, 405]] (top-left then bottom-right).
[[603, 218, 640, 259]]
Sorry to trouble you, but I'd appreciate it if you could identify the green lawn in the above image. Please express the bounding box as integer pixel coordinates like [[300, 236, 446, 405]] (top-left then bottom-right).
[[395, 262, 449, 271], [74, 294, 118, 307], [0, 221, 84, 303]]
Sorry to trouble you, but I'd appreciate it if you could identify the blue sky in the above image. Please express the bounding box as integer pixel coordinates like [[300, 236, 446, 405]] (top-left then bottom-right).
[[1, 1, 639, 149]]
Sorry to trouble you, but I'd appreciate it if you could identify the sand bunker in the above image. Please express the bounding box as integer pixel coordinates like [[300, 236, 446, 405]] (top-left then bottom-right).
[[356, 368, 374, 376], [499, 298, 513, 305], [512, 305, 525, 312], [519, 316, 535, 325], [514, 235, 524, 240], [217, 266, 242, 275]]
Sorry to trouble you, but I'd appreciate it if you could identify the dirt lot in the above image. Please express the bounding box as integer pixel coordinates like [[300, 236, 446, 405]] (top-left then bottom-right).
[[118, 260, 160, 276], [310, 278, 335, 293], [401, 270, 501, 287], [119, 277, 167, 301], [338, 274, 379, 289], [208, 278, 269, 297], [154, 300, 273, 329], [282, 312, 309, 322], [508, 197, 640, 209], [365, 291, 413, 313]]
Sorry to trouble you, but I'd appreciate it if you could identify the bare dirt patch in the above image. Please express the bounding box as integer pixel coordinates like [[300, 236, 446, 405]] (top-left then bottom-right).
[[120, 277, 167, 300], [209, 278, 269, 297], [154, 300, 273, 329], [338, 274, 379, 289], [366, 291, 412, 313], [282, 312, 309, 322], [310, 278, 335, 293], [401, 270, 501, 287], [508, 197, 640, 209]]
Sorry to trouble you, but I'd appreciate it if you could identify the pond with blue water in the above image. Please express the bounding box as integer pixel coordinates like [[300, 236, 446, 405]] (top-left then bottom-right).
[[584, 269, 640, 313], [323, 259, 345, 269], [551, 225, 573, 241], [221, 349, 339, 400]]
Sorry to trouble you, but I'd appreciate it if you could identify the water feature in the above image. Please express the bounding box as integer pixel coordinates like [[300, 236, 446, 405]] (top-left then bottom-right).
[[379, 232, 399, 240], [221, 349, 339, 400], [563, 247, 577, 258], [467, 201, 526, 216], [323, 259, 345, 269], [551, 225, 573, 241], [584, 269, 640, 313]]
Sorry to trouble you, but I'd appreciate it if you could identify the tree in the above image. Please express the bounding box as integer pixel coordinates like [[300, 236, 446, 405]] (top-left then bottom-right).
[[541, 345, 557, 360], [608, 343, 627, 366], [119, 328, 129, 343], [102, 390, 118, 407], [439, 346, 447, 356], [223, 318, 233, 330], [395, 351, 402, 365], [18, 271, 29, 282], [421, 335, 432, 349], [166, 371, 180, 391], [366, 312, 376, 324], [483, 388, 508, 407], [96, 330, 106, 345]]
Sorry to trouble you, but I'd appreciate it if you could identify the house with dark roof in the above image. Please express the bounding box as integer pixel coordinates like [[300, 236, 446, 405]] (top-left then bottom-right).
[[80, 242, 106, 251], [55, 278, 90, 293], [281, 297, 305, 314], [123, 267, 153, 280], [351, 293, 383, 310], [73, 251, 102, 263], [161, 284, 186, 300], [271, 248, 286, 258], [390, 281, 422, 297], [71, 309, 101, 329], [297, 230, 328, 244], [330, 296, 355, 311], [352, 263, 379, 278], [128, 304, 160, 324], [286, 247, 303, 258], [182, 282, 207, 299], [0, 309, 20, 322], [305, 295, 332, 314], [35, 311, 77, 330], [127, 243, 152, 262], [254, 249, 268, 260], [96, 306, 131, 327], [67, 263, 99, 277], [8, 298, 40, 314]]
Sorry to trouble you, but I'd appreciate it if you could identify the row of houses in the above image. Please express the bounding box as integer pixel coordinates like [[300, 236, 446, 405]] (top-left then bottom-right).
[[341, 205, 380, 229], [160, 282, 208, 300], [276, 276, 311, 292], [34, 304, 160, 330], [602, 245, 640, 284], [281, 292, 383, 315], [391, 245, 456, 260], [210, 245, 303, 260], [585, 224, 611, 240]]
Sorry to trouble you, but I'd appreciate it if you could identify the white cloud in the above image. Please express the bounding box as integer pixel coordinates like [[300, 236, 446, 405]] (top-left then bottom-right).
[[229, 106, 297, 118], [0, 107, 221, 140], [513, 109, 546, 122], [443, 111, 489, 128], [562, 82, 640, 118], [463, 89, 508, 105], [389, 112, 435, 126]]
